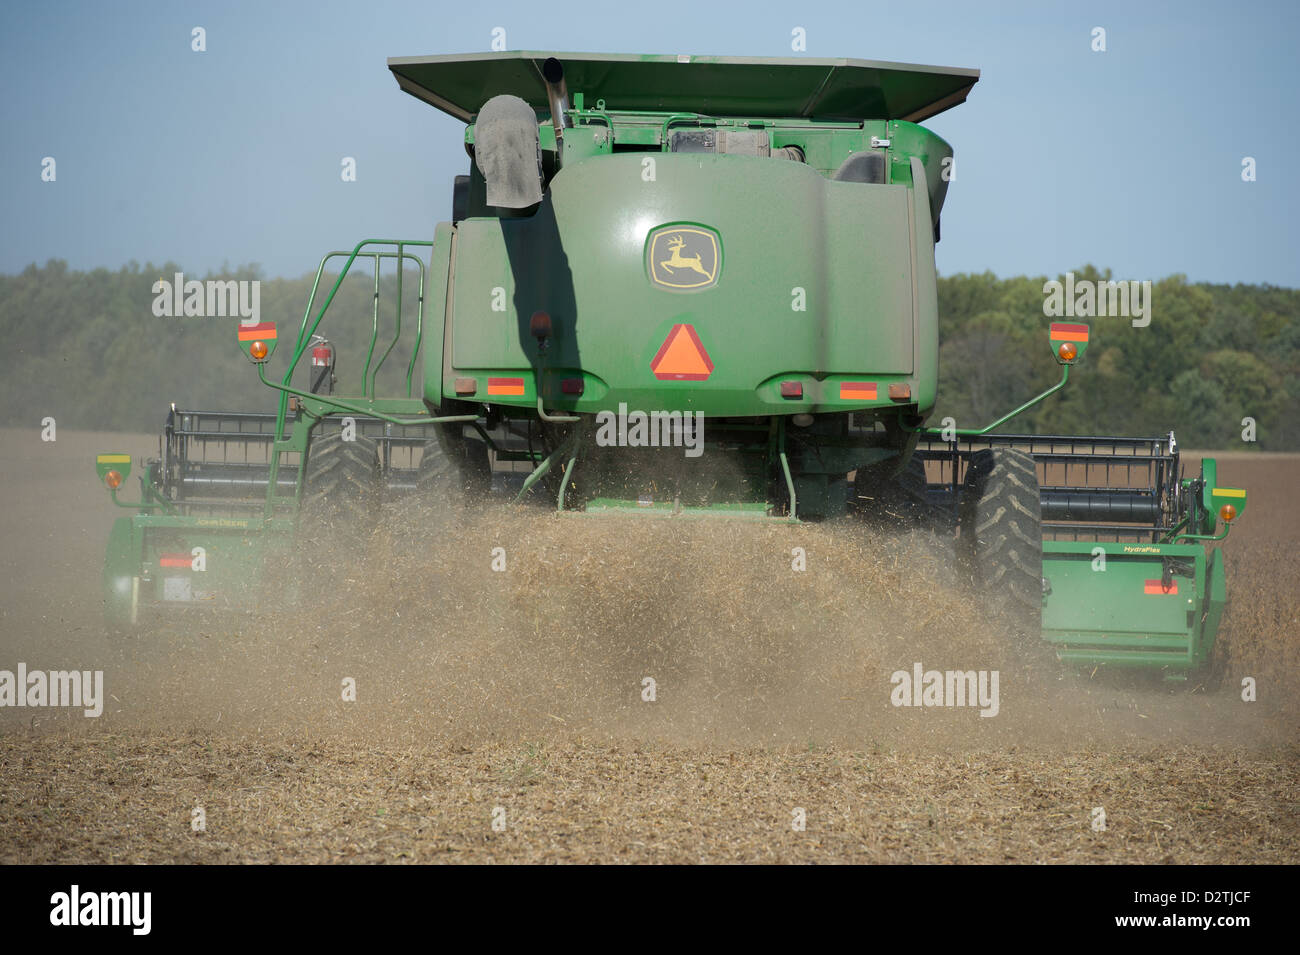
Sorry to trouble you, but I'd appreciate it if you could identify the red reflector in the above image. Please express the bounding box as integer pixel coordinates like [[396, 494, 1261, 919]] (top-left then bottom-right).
[[560, 378, 584, 395], [454, 377, 477, 396], [159, 553, 191, 568], [840, 381, 877, 401], [1144, 579, 1178, 595], [780, 381, 802, 399]]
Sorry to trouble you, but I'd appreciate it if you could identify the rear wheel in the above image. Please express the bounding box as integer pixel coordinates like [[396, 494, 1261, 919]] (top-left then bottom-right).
[[958, 448, 1044, 642], [853, 453, 930, 529], [300, 432, 381, 526], [417, 432, 491, 503]]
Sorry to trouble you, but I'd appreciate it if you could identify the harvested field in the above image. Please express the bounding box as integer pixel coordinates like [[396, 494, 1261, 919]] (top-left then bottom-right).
[[5, 736, 1294, 864], [0, 431, 1296, 864]]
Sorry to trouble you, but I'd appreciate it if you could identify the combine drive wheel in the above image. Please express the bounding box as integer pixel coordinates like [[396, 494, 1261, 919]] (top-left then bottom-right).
[[853, 453, 930, 529], [299, 432, 381, 527], [958, 448, 1045, 645], [417, 434, 491, 504]]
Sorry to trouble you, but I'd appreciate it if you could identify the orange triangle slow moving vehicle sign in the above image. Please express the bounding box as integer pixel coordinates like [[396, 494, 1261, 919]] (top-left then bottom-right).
[[650, 324, 714, 381]]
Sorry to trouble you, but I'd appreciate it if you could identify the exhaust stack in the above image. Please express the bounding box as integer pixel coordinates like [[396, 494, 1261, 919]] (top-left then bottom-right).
[[542, 57, 571, 145]]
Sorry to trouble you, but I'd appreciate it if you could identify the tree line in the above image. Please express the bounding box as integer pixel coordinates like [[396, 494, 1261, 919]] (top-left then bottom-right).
[[3, 260, 1296, 450]]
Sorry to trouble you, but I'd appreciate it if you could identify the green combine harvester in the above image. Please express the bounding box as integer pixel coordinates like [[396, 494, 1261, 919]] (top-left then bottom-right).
[[97, 52, 1246, 677]]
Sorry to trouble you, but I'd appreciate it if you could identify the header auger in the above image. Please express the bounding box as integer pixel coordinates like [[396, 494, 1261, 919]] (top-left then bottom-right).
[[98, 51, 1244, 678]]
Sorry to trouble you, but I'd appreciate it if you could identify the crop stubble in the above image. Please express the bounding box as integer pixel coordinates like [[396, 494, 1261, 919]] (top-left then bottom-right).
[[0, 432, 1295, 863]]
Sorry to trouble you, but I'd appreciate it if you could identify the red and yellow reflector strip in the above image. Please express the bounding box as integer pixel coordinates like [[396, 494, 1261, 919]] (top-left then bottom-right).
[[237, 322, 277, 342], [650, 324, 714, 381], [839, 381, 878, 401], [159, 553, 192, 568], [1049, 323, 1090, 343], [1144, 579, 1179, 595], [487, 377, 526, 397]]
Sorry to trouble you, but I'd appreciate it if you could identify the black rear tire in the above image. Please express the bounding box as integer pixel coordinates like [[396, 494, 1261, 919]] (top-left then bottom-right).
[[853, 453, 930, 529], [959, 448, 1044, 642], [300, 432, 381, 526], [417, 433, 491, 503]]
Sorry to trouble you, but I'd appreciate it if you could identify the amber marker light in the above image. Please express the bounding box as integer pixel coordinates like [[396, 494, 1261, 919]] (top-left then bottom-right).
[[1219, 504, 1237, 523], [105, 469, 123, 489], [1057, 342, 1078, 362], [249, 340, 269, 361]]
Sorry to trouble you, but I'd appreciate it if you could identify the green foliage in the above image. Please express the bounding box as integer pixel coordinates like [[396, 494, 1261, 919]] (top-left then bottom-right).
[[1, 259, 1296, 449], [0, 259, 425, 434], [935, 267, 1300, 449]]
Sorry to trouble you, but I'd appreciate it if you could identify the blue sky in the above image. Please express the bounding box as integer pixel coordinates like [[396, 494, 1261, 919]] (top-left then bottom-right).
[[2, 0, 1296, 284]]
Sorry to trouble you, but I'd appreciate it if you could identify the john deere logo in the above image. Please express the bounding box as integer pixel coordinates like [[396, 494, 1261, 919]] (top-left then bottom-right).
[[647, 226, 720, 291]]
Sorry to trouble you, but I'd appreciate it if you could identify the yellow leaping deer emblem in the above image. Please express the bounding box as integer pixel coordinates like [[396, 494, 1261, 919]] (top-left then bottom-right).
[[646, 225, 719, 290], [658, 234, 712, 279]]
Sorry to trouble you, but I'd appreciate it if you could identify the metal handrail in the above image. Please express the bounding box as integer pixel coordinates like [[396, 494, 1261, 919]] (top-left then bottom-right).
[[292, 240, 433, 399]]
